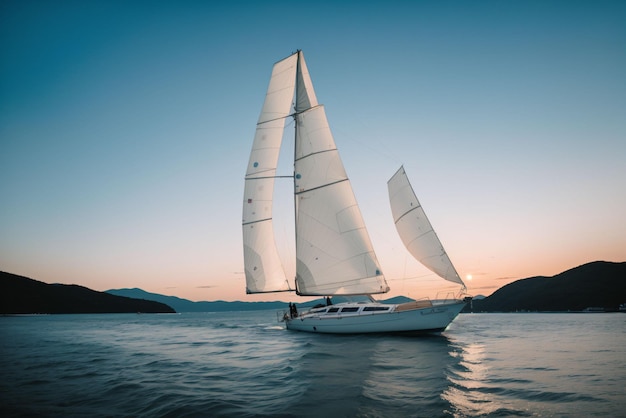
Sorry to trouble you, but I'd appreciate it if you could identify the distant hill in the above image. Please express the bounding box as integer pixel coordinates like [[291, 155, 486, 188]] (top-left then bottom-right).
[[0, 272, 175, 314], [105, 289, 416, 312], [109, 261, 626, 313], [106, 288, 292, 312], [466, 261, 626, 312]]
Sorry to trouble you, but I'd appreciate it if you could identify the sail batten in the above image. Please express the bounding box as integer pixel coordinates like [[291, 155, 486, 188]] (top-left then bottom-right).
[[388, 166, 465, 288], [257, 114, 292, 126], [295, 178, 348, 195], [242, 217, 272, 226], [294, 146, 337, 162]]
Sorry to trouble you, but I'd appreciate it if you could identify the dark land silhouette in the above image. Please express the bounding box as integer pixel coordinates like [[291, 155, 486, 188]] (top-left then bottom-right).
[[110, 261, 625, 313], [465, 261, 626, 312], [2, 261, 624, 314], [0, 272, 175, 314]]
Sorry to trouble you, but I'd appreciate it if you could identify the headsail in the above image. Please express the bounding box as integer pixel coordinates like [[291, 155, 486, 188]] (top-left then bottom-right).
[[242, 53, 297, 293], [388, 166, 466, 289], [293, 52, 389, 296]]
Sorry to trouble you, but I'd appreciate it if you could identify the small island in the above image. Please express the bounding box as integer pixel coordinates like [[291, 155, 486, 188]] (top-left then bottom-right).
[[0, 272, 175, 314]]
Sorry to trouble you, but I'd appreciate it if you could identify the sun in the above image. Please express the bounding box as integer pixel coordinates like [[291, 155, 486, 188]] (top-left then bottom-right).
[[466, 274, 473, 281]]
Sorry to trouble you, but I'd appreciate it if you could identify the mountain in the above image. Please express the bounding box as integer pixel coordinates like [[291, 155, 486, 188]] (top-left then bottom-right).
[[0, 272, 175, 314], [105, 289, 415, 312], [466, 261, 626, 312], [106, 288, 292, 312], [6, 261, 622, 314]]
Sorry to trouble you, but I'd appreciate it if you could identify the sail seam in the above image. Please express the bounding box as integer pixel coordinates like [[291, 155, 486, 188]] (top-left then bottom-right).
[[257, 114, 292, 125], [295, 178, 348, 195], [242, 217, 272, 226], [246, 175, 293, 180], [294, 147, 337, 162], [394, 205, 422, 224]]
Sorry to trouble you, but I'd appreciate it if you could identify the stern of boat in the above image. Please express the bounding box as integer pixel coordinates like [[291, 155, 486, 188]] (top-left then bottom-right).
[[277, 309, 290, 323]]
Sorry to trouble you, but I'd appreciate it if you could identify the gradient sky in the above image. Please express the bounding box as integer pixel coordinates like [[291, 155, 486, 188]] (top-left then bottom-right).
[[1, 0, 625, 302]]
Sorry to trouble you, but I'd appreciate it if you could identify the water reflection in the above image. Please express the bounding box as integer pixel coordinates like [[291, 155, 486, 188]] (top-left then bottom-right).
[[361, 336, 455, 416], [440, 313, 625, 417], [286, 333, 459, 417], [4, 312, 621, 417], [443, 342, 504, 417]]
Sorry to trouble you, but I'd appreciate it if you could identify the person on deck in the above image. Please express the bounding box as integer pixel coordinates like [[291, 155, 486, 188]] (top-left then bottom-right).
[[289, 302, 298, 318]]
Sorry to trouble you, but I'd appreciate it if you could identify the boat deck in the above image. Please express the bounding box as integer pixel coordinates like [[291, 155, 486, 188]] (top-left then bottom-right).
[[394, 300, 433, 312], [291, 299, 442, 320]]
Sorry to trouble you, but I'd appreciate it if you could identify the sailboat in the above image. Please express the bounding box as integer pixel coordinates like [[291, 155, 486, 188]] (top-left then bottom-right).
[[242, 51, 467, 334]]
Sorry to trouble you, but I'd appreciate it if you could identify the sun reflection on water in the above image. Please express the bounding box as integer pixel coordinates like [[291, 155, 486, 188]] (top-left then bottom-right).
[[443, 342, 507, 417]]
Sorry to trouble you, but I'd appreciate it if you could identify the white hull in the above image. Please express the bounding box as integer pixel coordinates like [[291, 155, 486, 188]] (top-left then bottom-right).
[[284, 300, 466, 334]]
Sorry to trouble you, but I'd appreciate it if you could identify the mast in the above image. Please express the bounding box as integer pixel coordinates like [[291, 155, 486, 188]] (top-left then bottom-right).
[[292, 50, 301, 292]]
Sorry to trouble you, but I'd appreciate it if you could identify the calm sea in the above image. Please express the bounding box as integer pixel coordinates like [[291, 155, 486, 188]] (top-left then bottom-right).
[[0, 311, 624, 417]]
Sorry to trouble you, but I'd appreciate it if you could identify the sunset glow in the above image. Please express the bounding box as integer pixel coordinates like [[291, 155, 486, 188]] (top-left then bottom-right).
[[1, 1, 624, 302]]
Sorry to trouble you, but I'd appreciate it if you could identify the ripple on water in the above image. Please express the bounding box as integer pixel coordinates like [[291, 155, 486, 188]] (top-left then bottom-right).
[[1, 312, 625, 417]]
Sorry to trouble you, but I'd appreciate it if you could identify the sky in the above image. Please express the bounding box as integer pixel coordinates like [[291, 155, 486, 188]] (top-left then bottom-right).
[[1, 0, 625, 302]]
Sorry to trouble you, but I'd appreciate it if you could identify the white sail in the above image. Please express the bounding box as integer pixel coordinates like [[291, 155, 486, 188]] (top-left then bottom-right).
[[293, 54, 389, 296], [388, 166, 466, 288], [242, 53, 297, 293], [295, 51, 317, 112], [243, 52, 467, 334]]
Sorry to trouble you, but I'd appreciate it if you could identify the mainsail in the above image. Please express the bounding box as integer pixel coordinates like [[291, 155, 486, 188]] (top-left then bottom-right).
[[242, 51, 389, 296], [242, 54, 297, 293], [388, 166, 466, 289], [293, 52, 388, 296]]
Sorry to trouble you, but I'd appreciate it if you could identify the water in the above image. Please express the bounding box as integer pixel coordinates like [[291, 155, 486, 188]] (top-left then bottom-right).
[[1, 312, 624, 417]]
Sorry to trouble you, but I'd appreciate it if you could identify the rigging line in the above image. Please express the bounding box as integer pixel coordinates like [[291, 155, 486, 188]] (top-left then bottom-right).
[[290, 104, 323, 117], [330, 109, 403, 169], [303, 275, 384, 287], [255, 103, 322, 127], [246, 167, 280, 177], [295, 178, 348, 195], [297, 290, 388, 297], [247, 289, 294, 294]]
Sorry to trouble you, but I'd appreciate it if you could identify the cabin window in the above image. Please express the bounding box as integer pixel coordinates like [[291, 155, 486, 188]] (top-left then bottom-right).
[[363, 306, 390, 312], [327, 307, 339, 313], [340, 307, 359, 313]]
